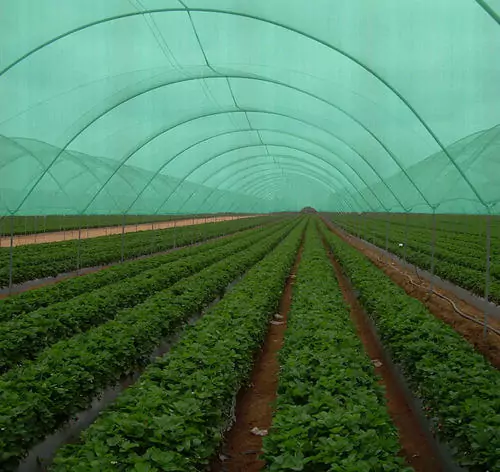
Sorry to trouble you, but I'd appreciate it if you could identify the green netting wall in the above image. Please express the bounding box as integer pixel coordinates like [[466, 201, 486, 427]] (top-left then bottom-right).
[[1, 0, 499, 216]]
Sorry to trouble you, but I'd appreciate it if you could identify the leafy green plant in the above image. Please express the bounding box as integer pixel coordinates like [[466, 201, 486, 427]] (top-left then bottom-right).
[[0, 218, 280, 321], [0, 221, 285, 373], [263, 223, 410, 472], [0, 215, 274, 287], [321, 221, 500, 471], [0, 220, 301, 470], [49, 221, 305, 471]]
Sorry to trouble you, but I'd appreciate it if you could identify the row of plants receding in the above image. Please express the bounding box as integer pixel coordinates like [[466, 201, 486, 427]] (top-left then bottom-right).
[[321, 222, 500, 471], [262, 223, 410, 471], [332, 213, 500, 249], [0, 221, 286, 374], [0, 218, 302, 470], [0, 215, 273, 286], [339, 219, 495, 268], [0, 218, 282, 321], [46, 220, 306, 471], [332, 216, 500, 304]]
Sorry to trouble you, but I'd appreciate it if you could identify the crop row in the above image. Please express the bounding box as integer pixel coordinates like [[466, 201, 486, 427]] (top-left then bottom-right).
[[331, 216, 500, 304], [0, 215, 272, 286], [0, 220, 287, 374], [0, 214, 209, 236], [336, 216, 498, 260], [263, 223, 409, 471], [48, 220, 305, 471], [0, 219, 282, 321], [321, 222, 500, 471], [0, 218, 302, 469]]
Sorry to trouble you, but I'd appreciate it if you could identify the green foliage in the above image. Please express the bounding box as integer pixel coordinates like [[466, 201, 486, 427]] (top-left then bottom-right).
[[0, 220, 300, 470], [0, 220, 274, 321], [263, 223, 409, 471], [49, 221, 305, 471], [0, 221, 284, 373], [321, 221, 500, 471], [0, 216, 273, 287], [330, 213, 500, 304]]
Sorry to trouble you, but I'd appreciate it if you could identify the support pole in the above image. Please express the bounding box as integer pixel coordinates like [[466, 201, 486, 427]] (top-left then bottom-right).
[[76, 224, 82, 273], [385, 214, 390, 262], [151, 221, 154, 254], [173, 219, 177, 249], [404, 211, 409, 263], [429, 209, 437, 294], [8, 215, 14, 295], [120, 214, 125, 263], [484, 212, 491, 339]]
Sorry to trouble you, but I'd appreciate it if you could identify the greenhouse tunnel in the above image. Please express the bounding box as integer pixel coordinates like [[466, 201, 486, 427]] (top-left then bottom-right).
[[0, 0, 499, 217]]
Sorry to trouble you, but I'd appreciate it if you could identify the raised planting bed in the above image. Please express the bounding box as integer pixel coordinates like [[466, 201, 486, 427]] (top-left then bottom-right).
[[0, 219, 302, 470], [263, 223, 410, 471], [48, 221, 305, 471], [321, 221, 500, 471]]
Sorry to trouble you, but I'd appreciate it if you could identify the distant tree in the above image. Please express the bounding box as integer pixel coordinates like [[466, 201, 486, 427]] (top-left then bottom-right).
[[300, 207, 317, 213]]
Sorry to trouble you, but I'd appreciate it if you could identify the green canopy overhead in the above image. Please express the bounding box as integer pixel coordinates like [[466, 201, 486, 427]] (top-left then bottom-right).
[[0, 0, 499, 215]]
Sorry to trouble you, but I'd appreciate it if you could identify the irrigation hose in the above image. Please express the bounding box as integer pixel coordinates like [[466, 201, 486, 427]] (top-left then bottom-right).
[[375, 256, 500, 339], [328, 223, 500, 338]]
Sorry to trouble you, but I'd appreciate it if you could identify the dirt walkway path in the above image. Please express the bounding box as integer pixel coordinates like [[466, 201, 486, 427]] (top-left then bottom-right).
[[323, 236, 442, 471], [0, 215, 255, 247], [211, 243, 303, 472], [322, 218, 500, 370]]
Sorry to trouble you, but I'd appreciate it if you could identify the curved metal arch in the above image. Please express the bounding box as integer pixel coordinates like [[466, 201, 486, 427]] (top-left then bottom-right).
[[0, 137, 76, 214], [179, 148, 382, 214], [15, 73, 421, 215], [198, 170, 340, 214], [223, 172, 339, 215], [1, 7, 485, 209], [118, 119, 379, 215], [228, 165, 343, 210], [475, 0, 500, 25], [233, 174, 353, 214], [203, 168, 356, 216], [121, 108, 399, 215], [153, 143, 371, 215], [177, 152, 377, 216], [225, 165, 341, 200], [181, 154, 363, 214], [179, 128, 387, 211]]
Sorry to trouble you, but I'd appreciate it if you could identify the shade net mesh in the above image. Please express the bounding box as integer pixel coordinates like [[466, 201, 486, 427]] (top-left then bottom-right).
[[1, 0, 499, 215]]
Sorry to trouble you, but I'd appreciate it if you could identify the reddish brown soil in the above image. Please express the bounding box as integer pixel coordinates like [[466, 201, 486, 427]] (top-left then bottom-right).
[[323, 237, 442, 472], [322, 218, 500, 370], [211, 243, 303, 472], [0, 215, 255, 247]]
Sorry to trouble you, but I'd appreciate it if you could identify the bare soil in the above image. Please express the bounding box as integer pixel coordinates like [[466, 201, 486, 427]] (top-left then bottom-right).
[[211, 243, 303, 472], [322, 218, 500, 370], [0, 216, 254, 247], [323, 236, 443, 471]]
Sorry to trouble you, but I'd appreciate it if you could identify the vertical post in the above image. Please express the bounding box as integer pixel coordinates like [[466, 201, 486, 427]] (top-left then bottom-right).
[[385, 214, 390, 261], [404, 212, 408, 263], [429, 209, 437, 294], [76, 224, 82, 273], [173, 219, 177, 248], [8, 215, 14, 295], [483, 212, 491, 339], [34, 215, 38, 243], [151, 221, 154, 254], [120, 214, 125, 263]]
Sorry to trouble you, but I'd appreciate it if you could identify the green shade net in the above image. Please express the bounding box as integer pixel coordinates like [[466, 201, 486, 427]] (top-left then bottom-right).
[[0, 0, 499, 216]]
